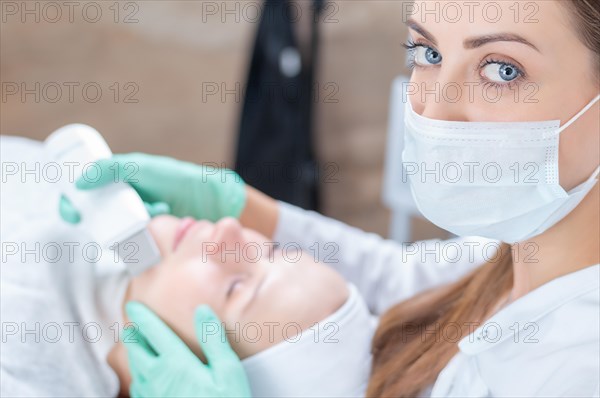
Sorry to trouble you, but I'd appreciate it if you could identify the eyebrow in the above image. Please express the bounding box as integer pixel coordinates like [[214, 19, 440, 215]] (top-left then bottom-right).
[[406, 18, 540, 53]]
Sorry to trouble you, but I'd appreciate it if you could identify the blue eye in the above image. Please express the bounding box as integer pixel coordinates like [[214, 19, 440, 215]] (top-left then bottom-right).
[[482, 61, 522, 83], [403, 40, 442, 68], [424, 47, 442, 65], [413, 46, 442, 66]]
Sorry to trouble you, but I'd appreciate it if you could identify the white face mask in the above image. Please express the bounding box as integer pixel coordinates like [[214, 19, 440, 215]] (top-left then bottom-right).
[[402, 94, 600, 243]]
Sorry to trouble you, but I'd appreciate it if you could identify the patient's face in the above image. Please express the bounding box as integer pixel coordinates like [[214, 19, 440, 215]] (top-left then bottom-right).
[[125, 216, 348, 360]]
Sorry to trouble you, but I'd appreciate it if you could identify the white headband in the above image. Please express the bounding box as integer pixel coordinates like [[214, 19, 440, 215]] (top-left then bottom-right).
[[241, 283, 377, 397]]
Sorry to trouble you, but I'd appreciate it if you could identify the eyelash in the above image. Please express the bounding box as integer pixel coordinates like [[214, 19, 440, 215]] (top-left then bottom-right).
[[402, 39, 427, 70], [227, 278, 243, 297], [402, 39, 428, 70], [402, 39, 527, 90]]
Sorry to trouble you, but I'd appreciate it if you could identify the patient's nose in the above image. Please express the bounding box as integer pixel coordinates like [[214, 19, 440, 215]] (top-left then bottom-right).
[[213, 217, 244, 243], [212, 217, 254, 272]]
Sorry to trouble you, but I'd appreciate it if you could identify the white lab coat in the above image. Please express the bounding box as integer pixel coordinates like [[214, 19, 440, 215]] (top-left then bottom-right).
[[273, 201, 600, 397]]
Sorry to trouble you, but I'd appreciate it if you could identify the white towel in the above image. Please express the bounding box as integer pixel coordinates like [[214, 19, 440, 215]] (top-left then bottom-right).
[[241, 283, 376, 397], [1, 135, 128, 397]]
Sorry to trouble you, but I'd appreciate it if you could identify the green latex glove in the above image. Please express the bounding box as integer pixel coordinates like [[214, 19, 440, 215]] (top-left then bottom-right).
[[59, 153, 247, 224], [123, 302, 252, 398]]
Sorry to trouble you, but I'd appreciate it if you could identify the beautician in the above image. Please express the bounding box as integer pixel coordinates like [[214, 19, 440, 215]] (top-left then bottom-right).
[[61, 0, 600, 396]]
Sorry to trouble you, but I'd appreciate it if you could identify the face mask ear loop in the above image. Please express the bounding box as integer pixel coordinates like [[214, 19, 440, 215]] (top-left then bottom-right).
[[577, 166, 600, 193], [558, 95, 600, 188], [582, 166, 600, 193], [591, 166, 600, 181], [556, 94, 600, 135]]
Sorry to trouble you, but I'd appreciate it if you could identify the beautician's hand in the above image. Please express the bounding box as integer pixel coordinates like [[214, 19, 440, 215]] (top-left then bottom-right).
[[123, 302, 252, 398], [59, 152, 247, 223]]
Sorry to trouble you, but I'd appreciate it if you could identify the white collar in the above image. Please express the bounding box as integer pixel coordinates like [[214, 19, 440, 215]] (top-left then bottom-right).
[[458, 263, 600, 355]]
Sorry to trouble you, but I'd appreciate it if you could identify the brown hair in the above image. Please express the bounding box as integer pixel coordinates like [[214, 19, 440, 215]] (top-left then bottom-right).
[[367, 245, 513, 397], [367, 3, 600, 396], [562, 0, 600, 83]]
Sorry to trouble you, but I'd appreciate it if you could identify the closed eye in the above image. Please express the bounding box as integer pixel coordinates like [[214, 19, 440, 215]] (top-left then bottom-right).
[[227, 278, 244, 298]]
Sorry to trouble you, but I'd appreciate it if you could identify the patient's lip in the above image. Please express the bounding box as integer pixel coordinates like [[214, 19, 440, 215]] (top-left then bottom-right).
[[173, 217, 196, 251]]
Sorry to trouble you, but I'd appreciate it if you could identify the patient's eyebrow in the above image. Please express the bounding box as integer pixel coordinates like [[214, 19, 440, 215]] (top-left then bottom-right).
[[406, 18, 540, 53]]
